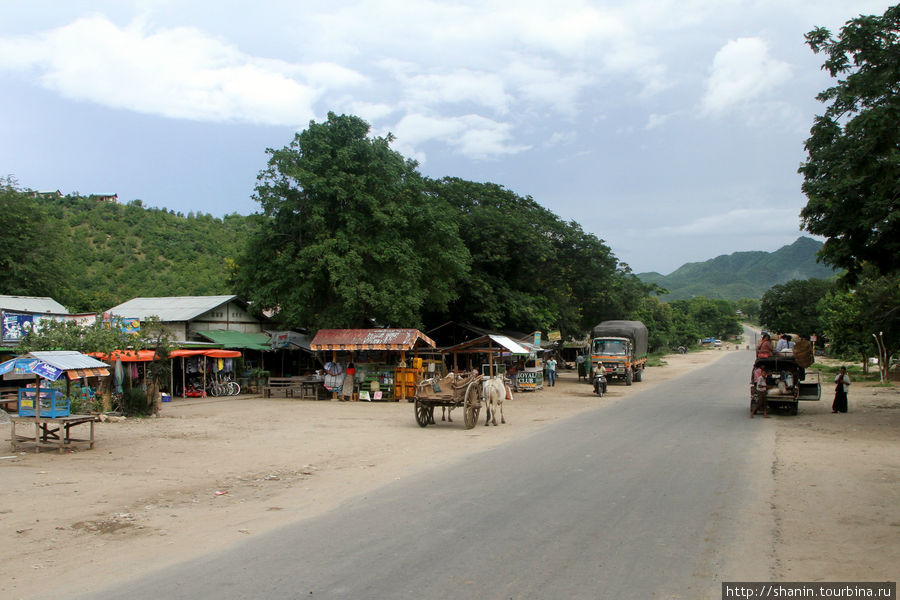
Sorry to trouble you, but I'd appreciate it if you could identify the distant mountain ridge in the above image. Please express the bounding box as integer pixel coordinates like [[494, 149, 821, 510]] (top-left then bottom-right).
[[637, 237, 837, 300]]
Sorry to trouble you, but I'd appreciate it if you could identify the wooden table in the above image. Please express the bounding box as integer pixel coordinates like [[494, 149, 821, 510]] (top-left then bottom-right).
[[297, 379, 325, 400], [9, 414, 99, 454]]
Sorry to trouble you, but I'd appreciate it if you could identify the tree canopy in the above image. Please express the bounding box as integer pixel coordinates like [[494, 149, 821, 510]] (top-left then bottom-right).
[[0, 178, 70, 298], [426, 177, 646, 337], [759, 278, 836, 337], [817, 267, 899, 371], [234, 113, 469, 330], [799, 5, 900, 281]]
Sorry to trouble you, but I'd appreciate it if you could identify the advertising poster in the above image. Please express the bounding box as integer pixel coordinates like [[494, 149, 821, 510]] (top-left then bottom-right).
[[2, 312, 35, 342]]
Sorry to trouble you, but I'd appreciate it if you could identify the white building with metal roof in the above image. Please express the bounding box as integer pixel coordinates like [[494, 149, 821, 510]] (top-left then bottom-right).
[[0, 295, 68, 314], [106, 295, 266, 344]]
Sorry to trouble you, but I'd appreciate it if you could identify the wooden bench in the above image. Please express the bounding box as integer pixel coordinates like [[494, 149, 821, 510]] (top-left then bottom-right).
[[263, 377, 299, 398]]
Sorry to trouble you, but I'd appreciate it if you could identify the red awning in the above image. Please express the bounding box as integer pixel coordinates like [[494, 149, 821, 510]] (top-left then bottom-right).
[[309, 329, 436, 351], [91, 349, 242, 362]]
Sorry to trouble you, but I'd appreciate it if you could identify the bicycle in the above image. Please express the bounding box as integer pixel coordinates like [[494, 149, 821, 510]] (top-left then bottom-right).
[[207, 373, 241, 396]]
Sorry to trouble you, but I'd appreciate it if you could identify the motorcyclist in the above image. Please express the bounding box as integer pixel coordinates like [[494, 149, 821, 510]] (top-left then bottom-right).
[[592, 362, 608, 396]]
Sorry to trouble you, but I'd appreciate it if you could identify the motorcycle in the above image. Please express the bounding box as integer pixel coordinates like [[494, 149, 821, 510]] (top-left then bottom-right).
[[592, 366, 608, 397]]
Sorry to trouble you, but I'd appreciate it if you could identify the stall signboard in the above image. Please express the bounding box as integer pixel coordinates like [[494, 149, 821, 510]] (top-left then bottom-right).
[[32, 361, 63, 381], [517, 368, 543, 390], [0, 357, 64, 380], [2, 312, 34, 342]]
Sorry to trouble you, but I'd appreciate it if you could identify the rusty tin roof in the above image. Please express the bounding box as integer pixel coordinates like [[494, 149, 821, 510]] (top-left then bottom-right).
[[309, 329, 436, 351]]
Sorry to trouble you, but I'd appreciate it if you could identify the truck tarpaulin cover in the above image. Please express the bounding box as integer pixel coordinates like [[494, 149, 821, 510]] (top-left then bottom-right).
[[590, 320, 649, 357]]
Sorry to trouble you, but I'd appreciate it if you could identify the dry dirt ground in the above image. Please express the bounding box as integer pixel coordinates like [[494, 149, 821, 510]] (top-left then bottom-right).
[[1, 349, 897, 599]]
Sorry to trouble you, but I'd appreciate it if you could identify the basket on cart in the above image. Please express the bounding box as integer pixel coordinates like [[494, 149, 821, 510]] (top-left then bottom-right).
[[412, 370, 483, 429]]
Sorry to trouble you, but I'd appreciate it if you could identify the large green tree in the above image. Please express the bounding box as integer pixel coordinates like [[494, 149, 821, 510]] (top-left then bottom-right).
[[817, 268, 899, 374], [799, 5, 900, 281], [234, 113, 469, 330], [426, 177, 642, 337], [759, 278, 836, 336]]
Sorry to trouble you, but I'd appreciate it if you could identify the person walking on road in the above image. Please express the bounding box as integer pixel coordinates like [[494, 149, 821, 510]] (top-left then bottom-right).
[[832, 366, 851, 413]]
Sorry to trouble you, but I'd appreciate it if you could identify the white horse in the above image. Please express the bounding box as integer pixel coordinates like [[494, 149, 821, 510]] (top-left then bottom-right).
[[482, 376, 510, 426]]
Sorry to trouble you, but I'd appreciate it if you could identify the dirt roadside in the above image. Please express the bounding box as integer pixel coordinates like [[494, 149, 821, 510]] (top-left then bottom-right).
[[1, 348, 897, 598]]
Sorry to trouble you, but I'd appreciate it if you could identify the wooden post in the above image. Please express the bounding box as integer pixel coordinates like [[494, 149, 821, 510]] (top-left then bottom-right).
[[400, 351, 407, 401], [203, 356, 207, 397], [488, 339, 494, 377], [33, 374, 41, 452], [181, 356, 186, 398]]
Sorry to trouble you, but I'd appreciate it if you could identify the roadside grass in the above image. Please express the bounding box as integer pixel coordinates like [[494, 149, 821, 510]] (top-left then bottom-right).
[[814, 359, 894, 385]]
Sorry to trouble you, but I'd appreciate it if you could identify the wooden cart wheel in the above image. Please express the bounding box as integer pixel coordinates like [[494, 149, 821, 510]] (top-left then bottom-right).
[[414, 399, 430, 428], [463, 384, 481, 430]]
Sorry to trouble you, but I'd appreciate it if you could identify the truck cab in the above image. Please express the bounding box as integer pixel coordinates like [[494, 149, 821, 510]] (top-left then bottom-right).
[[590, 336, 640, 385]]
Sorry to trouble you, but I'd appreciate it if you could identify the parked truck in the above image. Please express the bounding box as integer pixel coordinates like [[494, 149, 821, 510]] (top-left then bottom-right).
[[589, 320, 648, 386]]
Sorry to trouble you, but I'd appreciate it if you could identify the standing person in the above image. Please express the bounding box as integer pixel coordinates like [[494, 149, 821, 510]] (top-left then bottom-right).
[[832, 366, 851, 413], [340, 362, 356, 401], [750, 366, 770, 418], [756, 333, 774, 358], [546, 356, 557, 387], [576, 353, 586, 381]]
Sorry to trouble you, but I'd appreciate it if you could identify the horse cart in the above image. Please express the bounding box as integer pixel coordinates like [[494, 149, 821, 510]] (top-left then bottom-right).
[[413, 370, 484, 429]]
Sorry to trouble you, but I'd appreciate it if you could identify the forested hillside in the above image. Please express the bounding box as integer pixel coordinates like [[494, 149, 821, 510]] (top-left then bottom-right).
[[1, 186, 256, 312], [638, 237, 837, 300]]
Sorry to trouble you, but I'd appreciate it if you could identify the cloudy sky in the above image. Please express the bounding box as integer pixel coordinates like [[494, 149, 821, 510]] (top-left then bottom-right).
[[0, 1, 891, 274]]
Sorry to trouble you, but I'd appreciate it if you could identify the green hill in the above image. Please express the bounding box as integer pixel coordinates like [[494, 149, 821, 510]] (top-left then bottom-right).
[[5, 193, 257, 312], [638, 237, 837, 300]]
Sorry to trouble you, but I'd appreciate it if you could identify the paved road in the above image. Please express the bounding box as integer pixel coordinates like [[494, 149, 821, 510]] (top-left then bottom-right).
[[82, 349, 775, 600]]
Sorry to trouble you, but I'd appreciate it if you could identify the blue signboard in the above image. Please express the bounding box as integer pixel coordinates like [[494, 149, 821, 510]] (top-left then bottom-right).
[[32, 361, 64, 381], [0, 357, 64, 381], [2, 312, 34, 342]]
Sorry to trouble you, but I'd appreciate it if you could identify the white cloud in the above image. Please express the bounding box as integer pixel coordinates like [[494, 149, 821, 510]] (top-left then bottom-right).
[[648, 207, 801, 237], [645, 112, 676, 130], [700, 37, 792, 116], [391, 113, 531, 160], [402, 70, 512, 114], [0, 15, 365, 127]]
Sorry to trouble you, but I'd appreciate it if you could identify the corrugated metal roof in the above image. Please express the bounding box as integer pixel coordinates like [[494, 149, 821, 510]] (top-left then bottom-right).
[[442, 335, 531, 355], [107, 296, 237, 322], [310, 329, 436, 351], [0, 295, 68, 314], [195, 330, 271, 351], [29, 351, 110, 370]]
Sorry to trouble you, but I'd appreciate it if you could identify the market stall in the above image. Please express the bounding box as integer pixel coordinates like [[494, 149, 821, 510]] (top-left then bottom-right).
[[441, 335, 536, 390], [309, 329, 436, 401], [1, 351, 109, 453], [92, 348, 243, 399]]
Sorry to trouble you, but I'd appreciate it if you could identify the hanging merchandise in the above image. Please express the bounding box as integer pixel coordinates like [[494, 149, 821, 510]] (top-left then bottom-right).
[[324, 372, 344, 392], [324, 362, 343, 376]]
